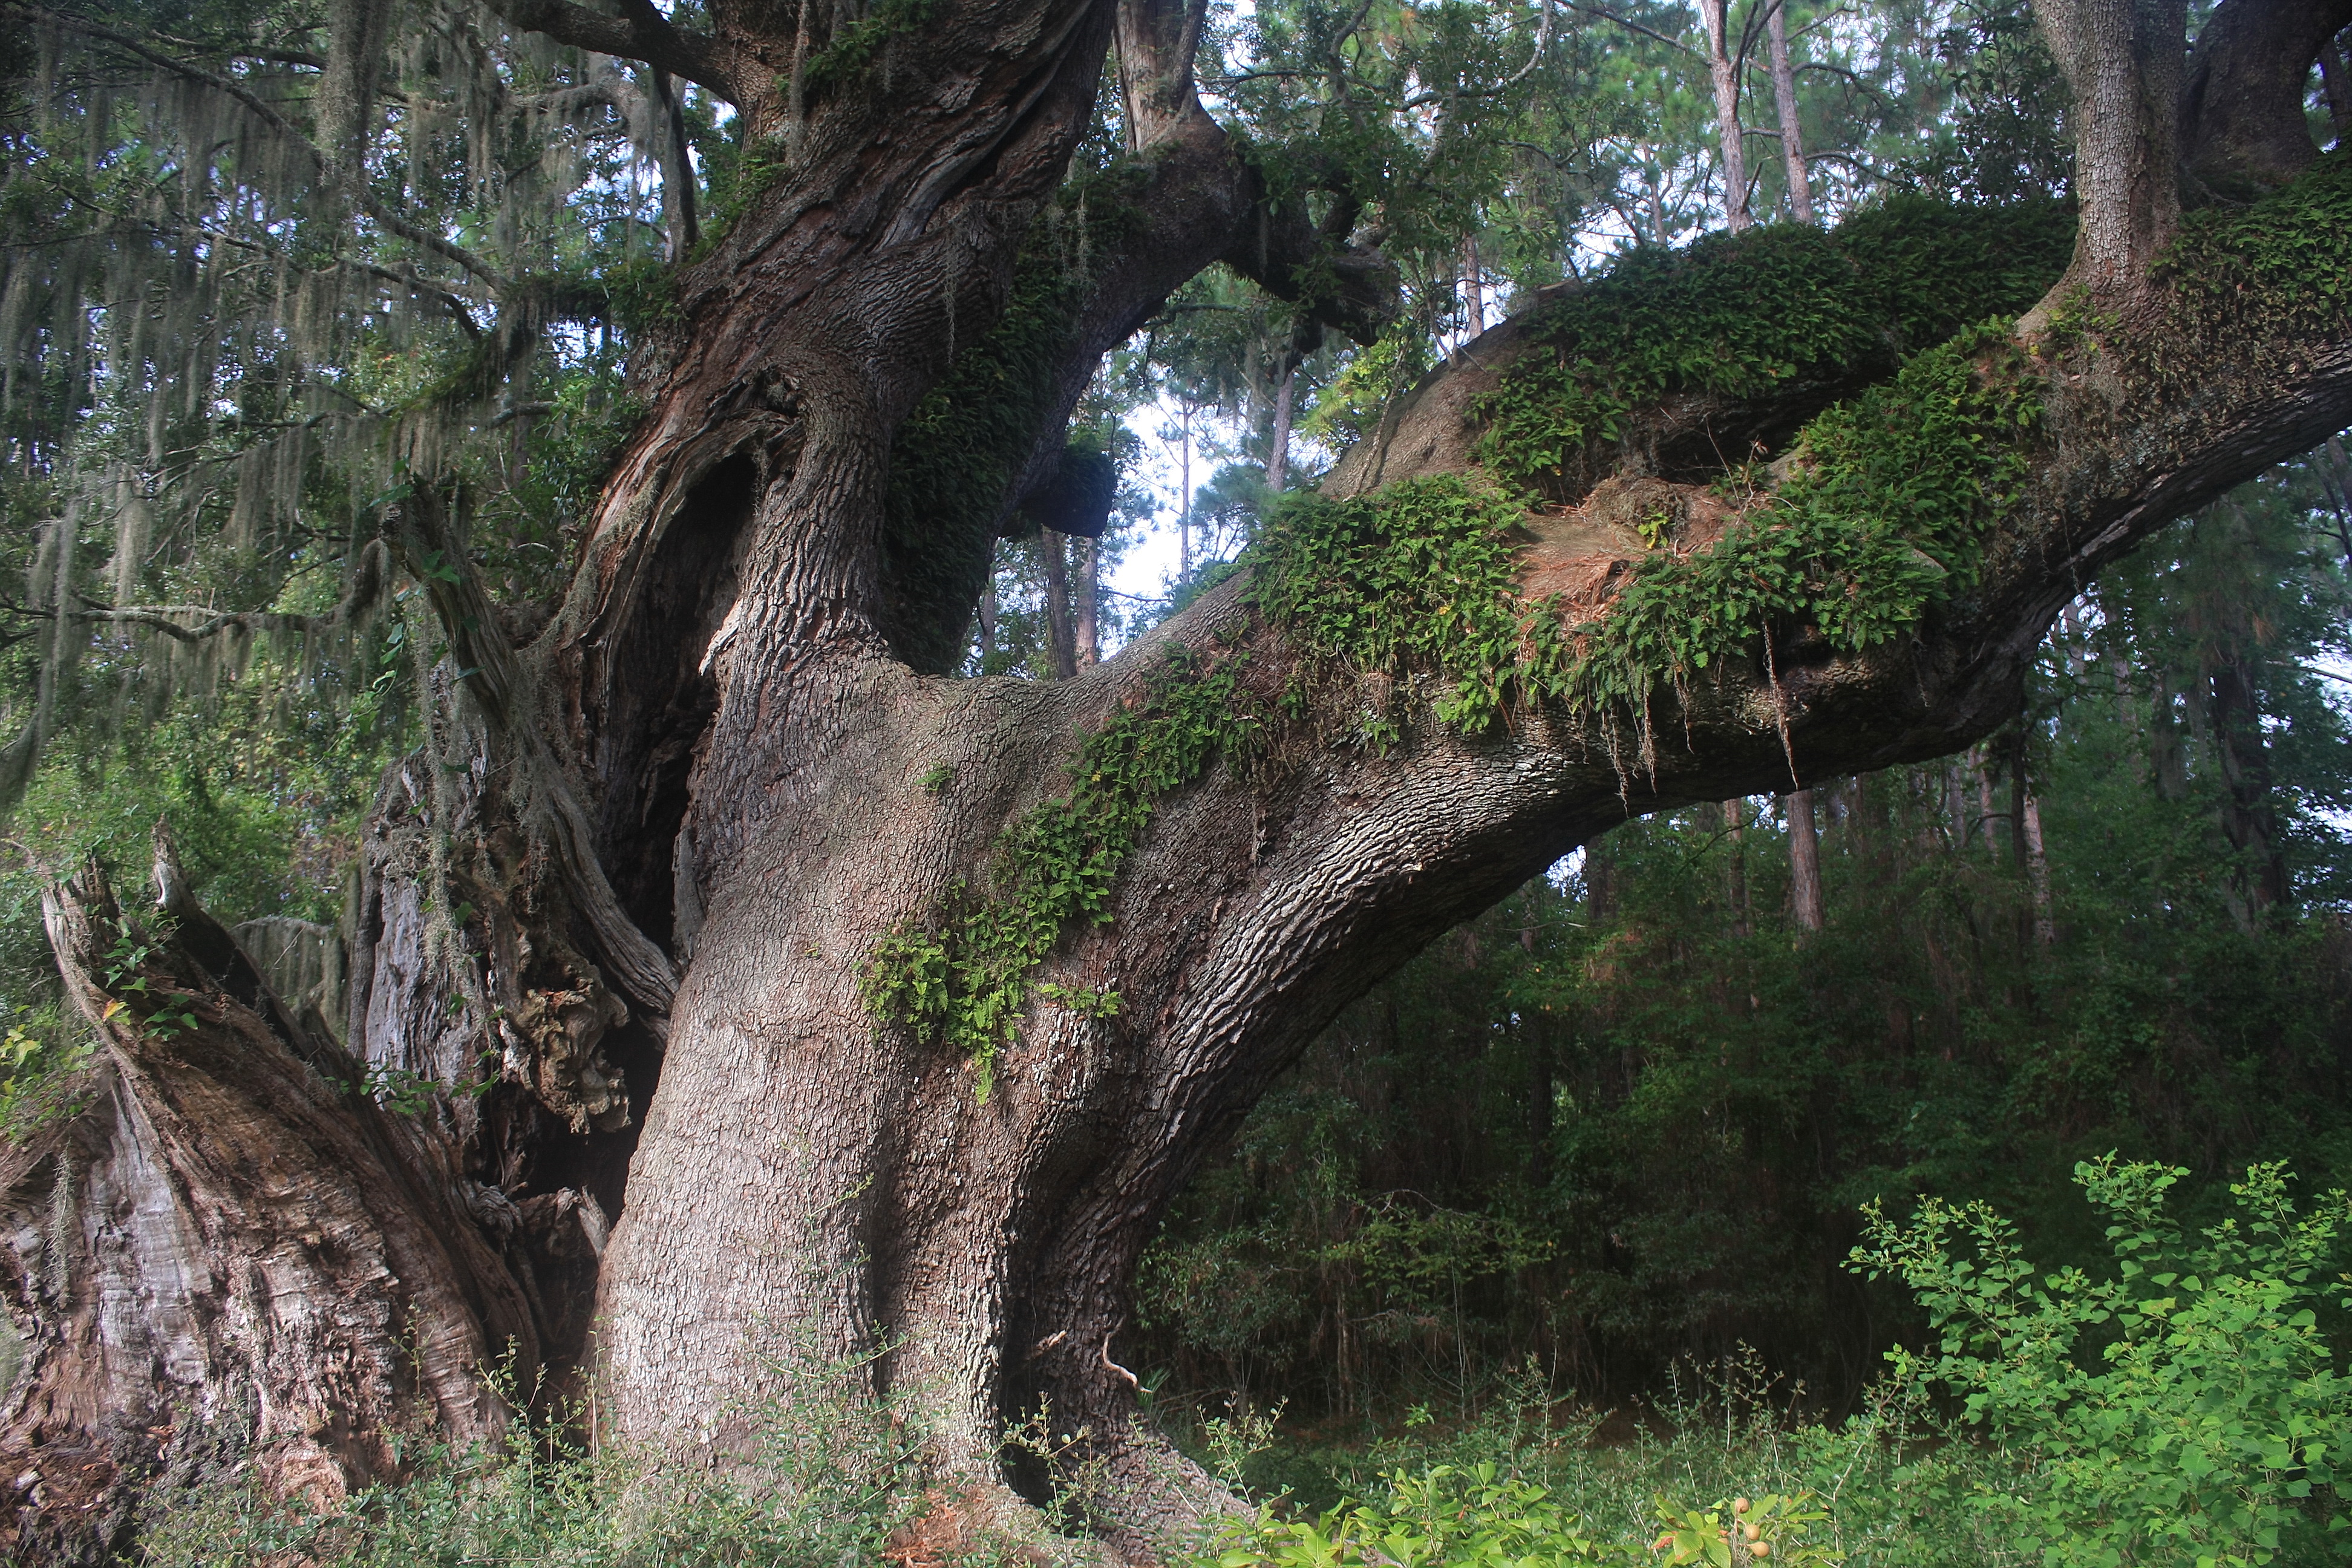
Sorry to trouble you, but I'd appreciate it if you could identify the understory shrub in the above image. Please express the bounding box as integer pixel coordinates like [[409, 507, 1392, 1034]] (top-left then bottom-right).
[[129, 1161, 2350, 1565], [1852, 1156, 2352, 1567], [1191, 1160, 2352, 1568]]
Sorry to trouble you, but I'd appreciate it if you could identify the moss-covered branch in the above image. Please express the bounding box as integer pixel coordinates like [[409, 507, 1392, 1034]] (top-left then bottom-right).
[[1469, 197, 2073, 495]]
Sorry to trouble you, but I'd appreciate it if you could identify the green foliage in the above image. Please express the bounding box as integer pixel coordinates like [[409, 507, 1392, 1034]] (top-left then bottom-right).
[[802, 0, 943, 91], [1301, 332, 1436, 452], [0, 635, 397, 996], [1569, 323, 2042, 714], [0, 1005, 92, 1142], [696, 133, 794, 255], [1902, 0, 2074, 204], [1182, 1358, 1951, 1568], [1142, 442, 2352, 1429], [1205, 1461, 1643, 1566], [1180, 1158, 2352, 1568], [1468, 201, 2071, 495], [99, 916, 200, 1040], [861, 650, 1265, 1099], [1207, 1452, 1843, 1568], [1852, 1157, 2352, 1567], [1253, 322, 2040, 742], [1249, 475, 1543, 736], [2159, 152, 2352, 353], [598, 255, 684, 332]]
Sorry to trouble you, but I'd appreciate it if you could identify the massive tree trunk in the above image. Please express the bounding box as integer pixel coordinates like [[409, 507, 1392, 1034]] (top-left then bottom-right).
[[4, 0, 2350, 1560]]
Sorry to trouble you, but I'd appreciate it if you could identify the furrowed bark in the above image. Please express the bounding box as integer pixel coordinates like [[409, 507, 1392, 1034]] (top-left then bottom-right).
[[598, 148, 2351, 1548], [2034, 0, 2186, 288]]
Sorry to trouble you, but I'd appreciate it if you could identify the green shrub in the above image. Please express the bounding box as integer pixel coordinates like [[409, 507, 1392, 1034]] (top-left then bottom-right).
[[1851, 1156, 2352, 1567], [1202, 1463, 1841, 1567], [1186, 1157, 2352, 1568], [0, 1004, 93, 1142]]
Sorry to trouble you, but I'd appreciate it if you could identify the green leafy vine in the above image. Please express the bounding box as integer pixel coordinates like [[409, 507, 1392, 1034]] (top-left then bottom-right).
[[861, 650, 1266, 1099], [1469, 197, 2073, 494]]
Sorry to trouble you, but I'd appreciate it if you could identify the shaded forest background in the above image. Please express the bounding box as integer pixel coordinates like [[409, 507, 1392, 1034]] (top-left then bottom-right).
[[1132, 443, 2352, 1436]]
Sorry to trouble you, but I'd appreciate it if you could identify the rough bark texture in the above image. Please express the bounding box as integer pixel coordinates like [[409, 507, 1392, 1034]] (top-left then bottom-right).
[[2034, 0, 2187, 287], [1700, 0, 1753, 231], [1, 850, 532, 1563], [3, 0, 2349, 1561], [2180, 0, 2352, 199], [1766, 0, 1812, 224]]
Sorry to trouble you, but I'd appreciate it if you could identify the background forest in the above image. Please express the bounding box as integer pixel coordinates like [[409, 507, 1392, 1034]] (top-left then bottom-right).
[[4, 0, 2352, 1560]]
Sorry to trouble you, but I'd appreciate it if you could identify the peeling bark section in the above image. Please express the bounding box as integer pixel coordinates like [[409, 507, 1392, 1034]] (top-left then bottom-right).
[[0, 852, 533, 1563]]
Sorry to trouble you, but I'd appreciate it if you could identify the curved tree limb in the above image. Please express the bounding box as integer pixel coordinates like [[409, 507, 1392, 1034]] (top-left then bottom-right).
[[479, 0, 735, 99], [2181, 0, 2352, 198]]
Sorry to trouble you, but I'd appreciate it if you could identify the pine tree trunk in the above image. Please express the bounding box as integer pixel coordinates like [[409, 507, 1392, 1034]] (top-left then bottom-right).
[[1267, 367, 1296, 495], [1042, 530, 1080, 679], [2206, 653, 2292, 916], [2021, 787, 2056, 950], [1701, 0, 1754, 231], [1766, 0, 1813, 223], [1722, 799, 1751, 936], [1786, 789, 1824, 931], [1076, 538, 1100, 667]]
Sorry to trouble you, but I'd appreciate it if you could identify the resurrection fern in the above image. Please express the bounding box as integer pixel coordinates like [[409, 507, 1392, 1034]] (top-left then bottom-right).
[[1567, 322, 2040, 714], [1471, 197, 2071, 494], [2157, 151, 2352, 357], [1255, 321, 2041, 740], [1249, 477, 1543, 736], [861, 652, 1264, 1099]]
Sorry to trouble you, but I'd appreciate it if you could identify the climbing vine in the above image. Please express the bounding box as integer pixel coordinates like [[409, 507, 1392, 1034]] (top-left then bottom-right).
[[861, 650, 1265, 1099], [879, 168, 1148, 671]]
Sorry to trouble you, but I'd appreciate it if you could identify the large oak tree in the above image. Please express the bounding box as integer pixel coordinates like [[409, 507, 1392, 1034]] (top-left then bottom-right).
[[2, 0, 2350, 1558]]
